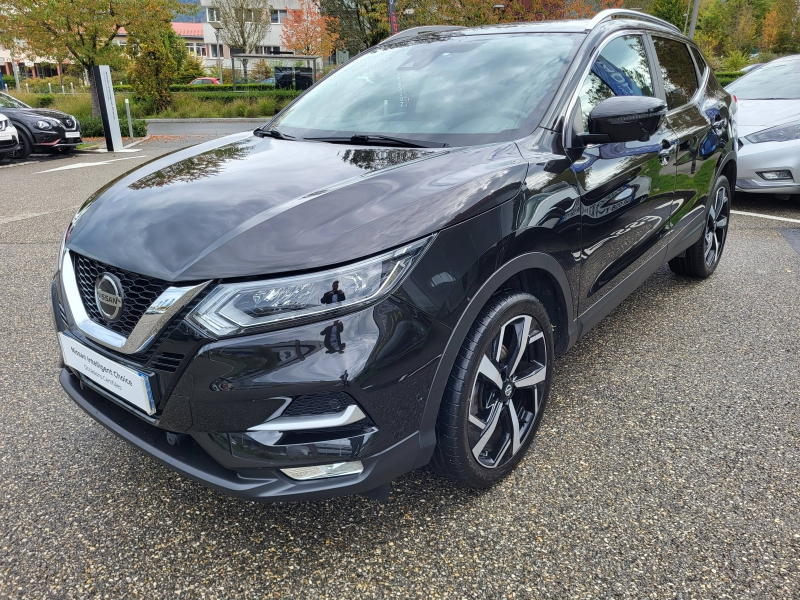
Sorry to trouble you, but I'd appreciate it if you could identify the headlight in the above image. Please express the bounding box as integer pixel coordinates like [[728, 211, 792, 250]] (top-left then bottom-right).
[[0, 117, 7, 132], [188, 237, 432, 337], [36, 120, 53, 130], [745, 121, 800, 144]]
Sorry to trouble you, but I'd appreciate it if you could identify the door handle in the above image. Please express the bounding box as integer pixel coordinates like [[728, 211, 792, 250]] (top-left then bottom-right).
[[658, 139, 675, 164]]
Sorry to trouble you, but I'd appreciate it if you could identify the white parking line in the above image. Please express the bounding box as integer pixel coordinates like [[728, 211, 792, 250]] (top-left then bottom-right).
[[34, 156, 145, 174], [731, 210, 800, 224]]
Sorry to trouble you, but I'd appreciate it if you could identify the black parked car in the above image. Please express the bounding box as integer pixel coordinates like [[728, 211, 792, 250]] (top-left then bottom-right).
[[53, 10, 735, 502], [0, 92, 82, 159]]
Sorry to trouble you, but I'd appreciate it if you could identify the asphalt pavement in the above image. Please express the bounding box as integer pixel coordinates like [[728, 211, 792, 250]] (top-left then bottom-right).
[[0, 135, 798, 598]]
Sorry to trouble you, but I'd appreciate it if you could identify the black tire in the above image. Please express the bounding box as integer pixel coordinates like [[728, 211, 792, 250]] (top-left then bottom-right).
[[8, 127, 32, 160], [669, 175, 731, 278], [430, 290, 554, 488]]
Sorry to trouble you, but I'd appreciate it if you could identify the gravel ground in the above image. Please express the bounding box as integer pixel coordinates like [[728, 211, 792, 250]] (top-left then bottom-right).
[[0, 139, 798, 599]]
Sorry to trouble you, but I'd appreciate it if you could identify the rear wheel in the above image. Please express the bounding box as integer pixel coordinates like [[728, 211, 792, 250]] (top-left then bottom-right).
[[431, 290, 554, 488], [669, 175, 730, 278], [8, 128, 32, 160]]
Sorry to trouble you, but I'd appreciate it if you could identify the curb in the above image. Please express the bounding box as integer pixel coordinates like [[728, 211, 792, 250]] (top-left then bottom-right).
[[144, 118, 268, 123]]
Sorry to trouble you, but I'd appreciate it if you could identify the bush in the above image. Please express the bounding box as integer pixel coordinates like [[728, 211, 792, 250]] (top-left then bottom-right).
[[722, 50, 749, 72], [31, 94, 55, 108], [714, 71, 745, 86], [80, 116, 147, 138]]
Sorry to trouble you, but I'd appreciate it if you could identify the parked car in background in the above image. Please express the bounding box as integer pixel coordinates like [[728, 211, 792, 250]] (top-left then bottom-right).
[[189, 77, 220, 85], [740, 63, 763, 74], [0, 113, 20, 158], [726, 55, 800, 198], [0, 92, 82, 159], [260, 77, 276, 86], [53, 10, 735, 503]]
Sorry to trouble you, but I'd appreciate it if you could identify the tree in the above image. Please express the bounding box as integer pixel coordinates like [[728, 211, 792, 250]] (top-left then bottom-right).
[[651, 0, 685, 29], [215, 0, 272, 81], [319, 0, 388, 54], [281, 0, 340, 57], [127, 28, 188, 112], [177, 53, 209, 83], [7, 0, 182, 117]]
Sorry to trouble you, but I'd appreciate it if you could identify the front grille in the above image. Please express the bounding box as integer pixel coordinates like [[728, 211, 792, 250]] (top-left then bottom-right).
[[281, 392, 356, 418], [73, 253, 170, 338], [59, 117, 76, 130]]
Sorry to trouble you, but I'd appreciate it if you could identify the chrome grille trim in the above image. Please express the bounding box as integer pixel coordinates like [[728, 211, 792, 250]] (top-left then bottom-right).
[[61, 250, 211, 355]]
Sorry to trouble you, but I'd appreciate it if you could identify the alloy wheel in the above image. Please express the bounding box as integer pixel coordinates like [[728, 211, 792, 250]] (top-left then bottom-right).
[[705, 185, 729, 267], [468, 314, 548, 469]]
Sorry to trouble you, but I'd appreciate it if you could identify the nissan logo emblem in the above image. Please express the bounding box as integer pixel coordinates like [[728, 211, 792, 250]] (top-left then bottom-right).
[[95, 273, 124, 322]]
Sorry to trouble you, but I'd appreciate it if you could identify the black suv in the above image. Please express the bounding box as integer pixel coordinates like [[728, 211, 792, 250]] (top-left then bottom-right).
[[52, 10, 735, 502]]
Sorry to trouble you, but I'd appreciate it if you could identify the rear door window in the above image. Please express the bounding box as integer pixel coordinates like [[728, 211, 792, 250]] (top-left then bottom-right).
[[578, 35, 655, 129], [652, 37, 699, 110]]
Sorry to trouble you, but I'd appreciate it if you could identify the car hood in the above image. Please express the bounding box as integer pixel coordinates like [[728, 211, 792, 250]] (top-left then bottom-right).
[[66, 132, 527, 282], [6, 107, 72, 121], [736, 99, 800, 137]]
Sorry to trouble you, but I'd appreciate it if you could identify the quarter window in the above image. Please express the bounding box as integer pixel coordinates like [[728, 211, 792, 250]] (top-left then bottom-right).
[[690, 46, 707, 76], [578, 35, 654, 129], [652, 37, 698, 110]]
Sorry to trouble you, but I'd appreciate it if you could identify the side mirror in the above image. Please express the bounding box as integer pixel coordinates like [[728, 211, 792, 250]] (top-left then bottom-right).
[[582, 96, 667, 145]]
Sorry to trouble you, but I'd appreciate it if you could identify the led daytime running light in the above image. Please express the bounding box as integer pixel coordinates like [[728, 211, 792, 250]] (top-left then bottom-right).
[[188, 237, 431, 337]]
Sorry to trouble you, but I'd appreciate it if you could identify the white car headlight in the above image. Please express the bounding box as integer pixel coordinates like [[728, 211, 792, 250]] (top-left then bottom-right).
[[0, 116, 7, 132], [188, 237, 432, 337], [745, 120, 800, 144]]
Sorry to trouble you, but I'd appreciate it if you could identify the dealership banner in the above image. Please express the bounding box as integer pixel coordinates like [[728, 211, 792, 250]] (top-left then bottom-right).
[[388, 0, 399, 35]]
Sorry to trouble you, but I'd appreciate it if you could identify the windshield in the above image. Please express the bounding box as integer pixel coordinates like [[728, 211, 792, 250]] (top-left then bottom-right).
[[726, 59, 800, 99], [0, 93, 30, 109], [272, 33, 580, 146]]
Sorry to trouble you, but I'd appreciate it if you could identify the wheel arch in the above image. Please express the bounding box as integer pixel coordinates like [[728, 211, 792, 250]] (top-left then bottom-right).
[[414, 252, 578, 468]]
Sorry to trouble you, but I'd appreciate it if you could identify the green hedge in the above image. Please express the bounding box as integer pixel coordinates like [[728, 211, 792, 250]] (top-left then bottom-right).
[[80, 116, 148, 137], [714, 71, 745, 86], [114, 83, 303, 95], [172, 91, 301, 102]]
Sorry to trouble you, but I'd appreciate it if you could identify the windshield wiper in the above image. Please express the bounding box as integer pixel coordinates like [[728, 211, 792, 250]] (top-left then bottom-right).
[[304, 134, 449, 148], [255, 128, 295, 140]]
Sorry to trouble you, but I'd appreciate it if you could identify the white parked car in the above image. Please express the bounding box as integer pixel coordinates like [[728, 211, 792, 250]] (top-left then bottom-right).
[[726, 55, 800, 198], [0, 112, 20, 158]]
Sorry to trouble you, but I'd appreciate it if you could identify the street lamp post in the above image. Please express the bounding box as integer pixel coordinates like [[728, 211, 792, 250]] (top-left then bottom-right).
[[208, 21, 223, 84]]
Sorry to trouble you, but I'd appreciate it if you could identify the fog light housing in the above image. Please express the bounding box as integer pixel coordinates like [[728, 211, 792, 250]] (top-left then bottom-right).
[[280, 461, 364, 481], [758, 170, 793, 180]]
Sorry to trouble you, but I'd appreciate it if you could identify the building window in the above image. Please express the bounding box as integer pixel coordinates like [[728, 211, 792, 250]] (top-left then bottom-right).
[[271, 9, 287, 23], [210, 44, 224, 58], [187, 43, 207, 57], [207, 7, 219, 21]]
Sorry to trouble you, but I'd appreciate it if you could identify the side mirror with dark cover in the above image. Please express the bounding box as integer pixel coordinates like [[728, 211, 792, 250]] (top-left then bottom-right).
[[582, 96, 667, 145]]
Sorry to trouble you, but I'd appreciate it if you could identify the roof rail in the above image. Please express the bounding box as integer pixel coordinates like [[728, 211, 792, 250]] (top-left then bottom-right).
[[586, 9, 681, 34], [378, 26, 466, 45]]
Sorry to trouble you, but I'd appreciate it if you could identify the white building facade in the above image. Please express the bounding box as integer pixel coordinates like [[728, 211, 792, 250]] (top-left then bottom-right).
[[199, 0, 303, 70]]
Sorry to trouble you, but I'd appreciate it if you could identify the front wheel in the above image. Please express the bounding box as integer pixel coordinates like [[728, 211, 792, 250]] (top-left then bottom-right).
[[8, 128, 32, 160], [669, 175, 730, 278], [430, 290, 554, 488]]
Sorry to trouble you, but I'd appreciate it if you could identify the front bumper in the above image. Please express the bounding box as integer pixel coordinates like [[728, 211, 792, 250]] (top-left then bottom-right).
[[61, 367, 420, 501], [735, 138, 800, 194], [52, 269, 448, 501], [0, 125, 19, 154], [33, 127, 83, 148]]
